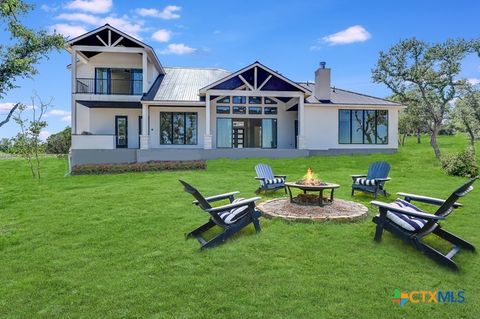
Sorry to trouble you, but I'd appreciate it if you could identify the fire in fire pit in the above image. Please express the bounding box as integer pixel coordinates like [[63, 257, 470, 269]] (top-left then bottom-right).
[[296, 168, 327, 186]]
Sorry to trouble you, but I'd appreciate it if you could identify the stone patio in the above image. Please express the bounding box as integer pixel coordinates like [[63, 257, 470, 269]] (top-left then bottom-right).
[[257, 198, 368, 222]]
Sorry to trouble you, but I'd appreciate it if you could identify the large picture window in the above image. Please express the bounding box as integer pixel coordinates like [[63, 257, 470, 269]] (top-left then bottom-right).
[[160, 112, 197, 145], [338, 110, 388, 144]]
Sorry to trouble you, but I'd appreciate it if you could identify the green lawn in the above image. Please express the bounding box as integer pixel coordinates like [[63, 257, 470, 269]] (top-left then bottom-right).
[[1, 135, 479, 318]]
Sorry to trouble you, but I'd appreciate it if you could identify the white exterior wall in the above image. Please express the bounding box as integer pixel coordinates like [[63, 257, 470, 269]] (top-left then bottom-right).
[[76, 52, 142, 78], [87, 108, 142, 149], [210, 100, 297, 149], [149, 106, 205, 149], [304, 105, 399, 150]]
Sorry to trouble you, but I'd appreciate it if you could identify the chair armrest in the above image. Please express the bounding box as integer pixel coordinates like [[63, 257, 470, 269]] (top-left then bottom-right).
[[255, 177, 267, 180], [396, 192, 462, 208], [370, 200, 445, 220], [375, 177, 391, 182], [351, 174, 366, 178], [274, 175, 287, 179], [192, 191, 240, 205], [206, 197, 261, 213]]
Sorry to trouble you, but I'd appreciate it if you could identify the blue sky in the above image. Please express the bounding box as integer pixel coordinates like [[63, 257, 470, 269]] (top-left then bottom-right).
[[1, 0, 480, 139]]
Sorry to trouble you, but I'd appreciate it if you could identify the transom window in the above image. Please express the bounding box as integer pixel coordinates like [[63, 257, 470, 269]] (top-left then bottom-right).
[[248, 106, 262, 114], [249, 96, 262, 104], [160, 112, 198, 145], [216, 105, 230, 114], [339, 110, 388, 144], [232, 96, 246, 104], [264, 107, 277, 115], [233, 106, 246, 114], [264, 97, 278, 104]]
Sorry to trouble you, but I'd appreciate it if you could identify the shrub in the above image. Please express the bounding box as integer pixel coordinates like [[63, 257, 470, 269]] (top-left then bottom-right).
[[71, 160, 206, 175], [46, 127, 71, 154], [441, 148, 479, 177]]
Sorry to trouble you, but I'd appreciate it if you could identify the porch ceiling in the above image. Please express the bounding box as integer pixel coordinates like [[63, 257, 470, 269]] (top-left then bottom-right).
[[77, 100, 141, 108]]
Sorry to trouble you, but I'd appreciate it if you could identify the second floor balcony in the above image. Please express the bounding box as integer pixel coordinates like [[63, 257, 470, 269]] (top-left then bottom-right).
[[75, 68, 143, 95], [76, 78, 143, 95]]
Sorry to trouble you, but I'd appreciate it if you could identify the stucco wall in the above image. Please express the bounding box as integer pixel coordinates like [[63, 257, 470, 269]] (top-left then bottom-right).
[[86, 108, 142, 149], [303, 105, 399, 150]]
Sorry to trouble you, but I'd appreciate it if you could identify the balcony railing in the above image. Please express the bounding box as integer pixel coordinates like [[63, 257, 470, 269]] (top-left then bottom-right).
[[76, 78, 143, 95]]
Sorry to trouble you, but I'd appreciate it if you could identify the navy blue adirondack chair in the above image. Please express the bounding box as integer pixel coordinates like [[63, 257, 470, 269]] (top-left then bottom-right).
[[254, 163, 287, 194], [351, 161, 391, 198], [179, 180, 261, 250], [371, 177, 478, 270]]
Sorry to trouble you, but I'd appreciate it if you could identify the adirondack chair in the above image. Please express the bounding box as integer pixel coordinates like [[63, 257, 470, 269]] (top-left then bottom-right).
[[351, 161, 391, 198], [371, 177, 478, 270], [179, 180, 262, 250], [254, 163, 287, 194]]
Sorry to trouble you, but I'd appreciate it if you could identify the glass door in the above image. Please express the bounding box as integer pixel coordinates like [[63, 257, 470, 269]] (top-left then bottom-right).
[[262, 119, 277, 148], [132, 69, 143, 95], [95, 68, 110, 94], [216, 118, 232, 148], [115, 116, 128, 148]]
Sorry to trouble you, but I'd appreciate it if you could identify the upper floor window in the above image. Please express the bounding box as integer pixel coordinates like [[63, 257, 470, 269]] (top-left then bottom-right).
[[339, 109, 388, 144]]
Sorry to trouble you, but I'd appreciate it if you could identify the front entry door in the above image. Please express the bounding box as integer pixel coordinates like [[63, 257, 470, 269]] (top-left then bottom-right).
[[115, 116, 128, 148]]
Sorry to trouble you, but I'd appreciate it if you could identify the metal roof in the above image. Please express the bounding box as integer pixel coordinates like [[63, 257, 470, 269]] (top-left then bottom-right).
[[299, 82, 401, 106], [146, 67, 231, 102], [142, 67, 401, 107]]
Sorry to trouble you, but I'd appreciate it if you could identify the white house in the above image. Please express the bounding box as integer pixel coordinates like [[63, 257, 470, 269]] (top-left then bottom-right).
[[67, 24, 403, 167]]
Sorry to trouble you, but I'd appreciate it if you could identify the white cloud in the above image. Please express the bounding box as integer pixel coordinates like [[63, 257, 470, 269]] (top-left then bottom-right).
[[41, 4, 58, 13], [136, 6, 181, 19], [322, 25, 371, 45], [0, 102, 16, 111], [49, 23, 88, 38], [39, 131, 52, 141], [161, 43, 197, 55], [55, 13, 144, 38], [152, 29, 172, 42], [61, 116, 72, 123], [65, 0, 112, 14], [467, 78, 480, 86], [48, 109, 71, 117]]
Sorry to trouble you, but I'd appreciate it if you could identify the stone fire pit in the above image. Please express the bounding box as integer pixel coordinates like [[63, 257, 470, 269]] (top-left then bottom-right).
[[257, 198, 368, 223]]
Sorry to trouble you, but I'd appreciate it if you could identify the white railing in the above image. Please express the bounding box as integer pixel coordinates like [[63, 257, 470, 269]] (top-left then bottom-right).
[[72, 135, 116, 149]]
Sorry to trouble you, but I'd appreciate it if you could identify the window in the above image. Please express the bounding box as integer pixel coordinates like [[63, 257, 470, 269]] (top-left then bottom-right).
[[264, 97, 277, 104], [249, 96, 262, 104], [264, 107, 278, 115], [248, 106, 262, 114], [217, 96, 230, 103], [338, 110, 389, 144], [94, 68, 143, 95], [233, 96, 246, 104], [160, 112, 197, 145], [233, 106, 246, 114], [216, 105, 230, 114]]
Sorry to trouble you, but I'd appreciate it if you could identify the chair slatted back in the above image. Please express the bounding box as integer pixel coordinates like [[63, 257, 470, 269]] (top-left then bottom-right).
[[367, 161, 391, 180], [179, 180, 212, 210], [179, 180, 229, 226], [255, 164, 274, 186], [435, 177, 478, 217]]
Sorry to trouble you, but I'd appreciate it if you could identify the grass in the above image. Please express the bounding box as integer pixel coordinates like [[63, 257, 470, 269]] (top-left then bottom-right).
[[0, 135, 479, 318]]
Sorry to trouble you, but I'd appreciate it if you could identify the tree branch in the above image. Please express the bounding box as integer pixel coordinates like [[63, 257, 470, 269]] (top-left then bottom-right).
[[0, 103, 20, 127]]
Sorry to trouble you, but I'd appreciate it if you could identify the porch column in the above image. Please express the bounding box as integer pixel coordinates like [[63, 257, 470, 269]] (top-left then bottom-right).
[[71, 48, 77, 134], [297, 94, 307, 149], [140, 103, 149, 149], [142, 52, 148, 93], [204, 93, 213, 149]]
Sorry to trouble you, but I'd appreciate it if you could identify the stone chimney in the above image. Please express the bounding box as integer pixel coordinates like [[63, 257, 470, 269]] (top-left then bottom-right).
[[315, 61, 331, 101]]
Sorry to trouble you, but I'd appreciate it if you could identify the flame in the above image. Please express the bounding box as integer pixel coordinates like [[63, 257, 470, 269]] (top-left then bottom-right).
[[298, 167, 322, 186]]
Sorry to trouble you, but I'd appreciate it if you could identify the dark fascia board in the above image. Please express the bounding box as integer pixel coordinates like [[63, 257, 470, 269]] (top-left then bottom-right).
[[77, 100, 142, 108], [65, 24, 165, 74]]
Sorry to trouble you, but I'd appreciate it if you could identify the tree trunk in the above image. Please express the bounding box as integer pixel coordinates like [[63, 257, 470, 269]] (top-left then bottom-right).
[[401, 133, 407, 146], [430, 126, 442, 159], [416, 129, 421, 144], [466, 125, 476, 154]]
